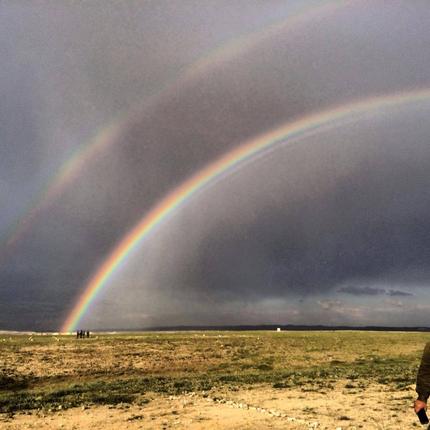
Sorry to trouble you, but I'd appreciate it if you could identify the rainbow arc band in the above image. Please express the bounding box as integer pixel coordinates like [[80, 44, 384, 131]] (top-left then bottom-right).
[[62, 88, 430, 332]]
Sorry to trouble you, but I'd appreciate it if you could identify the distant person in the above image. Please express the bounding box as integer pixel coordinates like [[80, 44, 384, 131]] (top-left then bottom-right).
[[415, 342, 430, 415], [76, 330, 79, 339], [86, 330, 90, 338]]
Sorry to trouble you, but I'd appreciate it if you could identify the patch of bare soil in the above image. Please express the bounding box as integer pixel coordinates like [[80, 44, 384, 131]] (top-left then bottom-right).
[[1, 381, 418, 430]]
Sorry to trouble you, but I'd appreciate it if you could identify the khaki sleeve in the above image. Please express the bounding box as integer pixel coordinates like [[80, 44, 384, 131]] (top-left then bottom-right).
[[416, 342, 430, 402]]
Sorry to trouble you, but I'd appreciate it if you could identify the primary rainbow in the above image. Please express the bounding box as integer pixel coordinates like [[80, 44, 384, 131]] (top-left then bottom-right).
[[2, 0, 349, 258], [62, 88, 430, 332]]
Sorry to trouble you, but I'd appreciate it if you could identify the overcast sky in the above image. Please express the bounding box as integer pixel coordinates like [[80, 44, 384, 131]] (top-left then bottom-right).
[[2, 1, 430, 330]]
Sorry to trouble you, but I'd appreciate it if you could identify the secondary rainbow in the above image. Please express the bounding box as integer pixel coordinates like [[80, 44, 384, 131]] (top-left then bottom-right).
[[2, 122, 122, 256], [2, 0, 349, 258], [62, 88, 430, 332]]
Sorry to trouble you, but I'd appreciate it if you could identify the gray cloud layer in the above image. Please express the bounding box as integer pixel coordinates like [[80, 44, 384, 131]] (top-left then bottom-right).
[[1, 1, 430, 329]]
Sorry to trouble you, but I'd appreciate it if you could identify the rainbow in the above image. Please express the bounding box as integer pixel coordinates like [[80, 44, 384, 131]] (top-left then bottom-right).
[[178, 0, 350, 80], [2, 122, 123, 256], [2, 0, 349, 258], [61, 88, 430, 332]]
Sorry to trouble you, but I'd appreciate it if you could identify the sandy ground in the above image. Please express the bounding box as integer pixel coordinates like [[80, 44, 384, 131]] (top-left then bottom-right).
[[0, 381, 419, 430]]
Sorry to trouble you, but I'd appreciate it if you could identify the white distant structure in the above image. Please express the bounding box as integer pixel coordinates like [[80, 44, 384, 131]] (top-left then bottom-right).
[[277, 327, 281, 332]]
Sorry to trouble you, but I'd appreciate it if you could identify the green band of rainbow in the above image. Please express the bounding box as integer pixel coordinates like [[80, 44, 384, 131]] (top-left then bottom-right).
[[61, 88, 430, 332]]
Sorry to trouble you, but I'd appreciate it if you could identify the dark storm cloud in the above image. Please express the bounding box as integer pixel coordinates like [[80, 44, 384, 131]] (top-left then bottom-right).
[[387, 290, 414, 297], [337, 286, 386, 296], [2, 1, 430, 329], [338, 286, 414, 297]]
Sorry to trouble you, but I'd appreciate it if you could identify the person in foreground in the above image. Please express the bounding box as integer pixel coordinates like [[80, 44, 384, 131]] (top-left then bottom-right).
[[415, 342, 430, 418]]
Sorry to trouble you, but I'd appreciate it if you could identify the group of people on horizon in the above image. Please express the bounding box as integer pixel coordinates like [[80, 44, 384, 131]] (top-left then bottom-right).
[[76, 330, 90, 339]]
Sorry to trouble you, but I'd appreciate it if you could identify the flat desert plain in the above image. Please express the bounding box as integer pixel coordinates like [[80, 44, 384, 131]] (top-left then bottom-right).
[[0, 331, 428, 429]]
